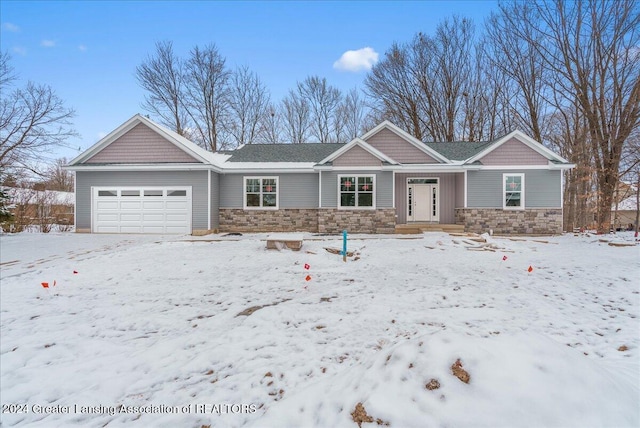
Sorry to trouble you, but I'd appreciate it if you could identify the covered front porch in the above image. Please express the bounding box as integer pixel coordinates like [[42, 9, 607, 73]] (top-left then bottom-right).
[[394, 172, 464, 227]]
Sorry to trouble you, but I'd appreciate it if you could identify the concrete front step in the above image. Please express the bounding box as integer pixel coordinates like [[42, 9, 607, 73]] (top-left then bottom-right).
[[395, 224, 466, 234]]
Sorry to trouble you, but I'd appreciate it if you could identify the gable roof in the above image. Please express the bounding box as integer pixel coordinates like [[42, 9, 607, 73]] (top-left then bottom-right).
[[225, 143, 345, 163], [67, 114, 227, 169], [361, 121, 451, 164], [318, 138, 399, 165], [424, 141, 495, 161], [67, 115, 574, 173], [465, 130, 570, 164]]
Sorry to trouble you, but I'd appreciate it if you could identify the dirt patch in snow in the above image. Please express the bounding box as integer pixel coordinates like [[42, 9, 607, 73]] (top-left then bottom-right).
[[451, 359, 470, 383], [351, 402, 373, 427], [425, 379, 441, 390], [350, 402, 389, 427], [237, 299, 291, 317]]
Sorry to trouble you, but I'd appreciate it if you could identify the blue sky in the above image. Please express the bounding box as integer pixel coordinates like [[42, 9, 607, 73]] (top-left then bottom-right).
[[1, 0, 497, 161]]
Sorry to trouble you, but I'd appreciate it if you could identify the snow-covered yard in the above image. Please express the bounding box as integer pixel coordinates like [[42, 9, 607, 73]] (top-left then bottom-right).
[[1, 231, 638, 427]]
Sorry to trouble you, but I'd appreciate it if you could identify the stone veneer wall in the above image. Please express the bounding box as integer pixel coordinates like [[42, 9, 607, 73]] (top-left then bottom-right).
[[219, 209, 319, 233], [318, 208, 396, 234], [220, 208, 397, 234], [455, 208, 563, 235]]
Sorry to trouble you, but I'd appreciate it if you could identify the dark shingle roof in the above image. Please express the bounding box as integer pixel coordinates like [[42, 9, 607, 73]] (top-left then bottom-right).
[[225, 143, 345, 162], [423, 141, 496, 161]]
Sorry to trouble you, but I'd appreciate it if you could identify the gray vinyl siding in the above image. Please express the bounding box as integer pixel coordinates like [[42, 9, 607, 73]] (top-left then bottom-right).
[[467, 170, 561, 208], [210, 172, 219, 228], [75, 170, 209, 230], [321, 171, 393, 208], [219, 173, 319, 208], [395, 173, 457, 224], [526, 170, 562, 207]]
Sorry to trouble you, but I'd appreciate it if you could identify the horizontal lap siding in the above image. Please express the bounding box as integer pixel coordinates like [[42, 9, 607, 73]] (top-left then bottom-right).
[[321, 171, 393, 208], [526, 170, 561, 207], [85, 123, 199, 164], [219, 174, 243, 208], [332, 145, 381, 167], [219, 173, 319, 208], [479, 138, 548, 165], [364, 128, 438, 163], [210, 172, 219, 228], [280, 174, 319, 208], [75, 170, 209, 230], [467, 170, 561, 208], [395, 173, 457, 224]]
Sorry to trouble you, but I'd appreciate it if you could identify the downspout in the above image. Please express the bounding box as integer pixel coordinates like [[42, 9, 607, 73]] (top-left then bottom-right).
[[207, 169, 211, 231], [73, 172, 77, 232], [318, 170, 322, 208]]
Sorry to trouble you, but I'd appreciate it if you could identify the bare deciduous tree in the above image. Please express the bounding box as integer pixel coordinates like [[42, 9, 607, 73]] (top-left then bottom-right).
[[136, 41, 189, 136], [341, 88, 367, 141], [365, 42, 424, 140], [429, 16, 474, 142], [44, 157, 74, 192], [281, 89, 311, 144], [486, 4, 550, 142], [0, 53, 77, 174], [183, 44, 231, 152], [0, 51, 16, 88], [228, 66, 271, 145], [298, 76, 343, 143], [256, 104, 283, 144], [526, 0, 640, 233]]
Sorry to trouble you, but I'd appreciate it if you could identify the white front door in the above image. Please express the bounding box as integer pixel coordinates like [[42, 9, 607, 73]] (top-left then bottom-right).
[[407, 180, 439, 222]]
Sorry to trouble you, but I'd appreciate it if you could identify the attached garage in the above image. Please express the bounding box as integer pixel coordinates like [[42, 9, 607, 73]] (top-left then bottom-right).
[[66, 115, 223, 235], [92, 187, 192, 234]]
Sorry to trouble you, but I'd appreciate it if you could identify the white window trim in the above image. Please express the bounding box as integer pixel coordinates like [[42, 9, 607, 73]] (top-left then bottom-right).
[[503, 173, 525, 210], [243, 176, 279, 210], [337, 174, 376, 210]]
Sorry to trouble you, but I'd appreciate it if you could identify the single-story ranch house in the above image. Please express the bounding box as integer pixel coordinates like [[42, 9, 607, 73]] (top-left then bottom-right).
[[66, 114, 574, 235]]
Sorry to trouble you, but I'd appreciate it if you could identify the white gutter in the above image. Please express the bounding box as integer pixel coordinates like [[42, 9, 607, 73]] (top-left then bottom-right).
[[64, 164, 222, 173]]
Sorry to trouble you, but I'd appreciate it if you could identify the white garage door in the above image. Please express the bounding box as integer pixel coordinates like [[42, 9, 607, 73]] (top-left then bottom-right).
[[92, 187, 192, 234]]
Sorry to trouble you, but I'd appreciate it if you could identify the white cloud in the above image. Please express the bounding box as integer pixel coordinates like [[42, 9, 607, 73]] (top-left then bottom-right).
[[41, 39, 56, 47], [2, 22, 20, 32], [333, 47, 379, 72], [97, 131, 108, 140], [12, 46, 27, 56], [78, 44, 87, 52]]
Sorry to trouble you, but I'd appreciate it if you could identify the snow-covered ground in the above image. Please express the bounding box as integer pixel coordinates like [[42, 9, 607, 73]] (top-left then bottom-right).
[[1, 231, 638, 427]]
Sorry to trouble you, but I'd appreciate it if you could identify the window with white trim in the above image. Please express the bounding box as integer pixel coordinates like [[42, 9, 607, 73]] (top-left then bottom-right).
[[338, 175, 375, 208], [244, 177, 278, 209], [503, 173, 524, 209]]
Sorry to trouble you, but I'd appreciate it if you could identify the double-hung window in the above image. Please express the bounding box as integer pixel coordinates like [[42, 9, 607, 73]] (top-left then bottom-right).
[[244, 177, 278, 209], [503, 173, 524, 209], [338, 175, 375, 209]]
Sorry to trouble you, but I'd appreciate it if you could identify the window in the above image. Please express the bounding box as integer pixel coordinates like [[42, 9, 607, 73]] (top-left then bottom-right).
[[97, 190, 117, 197], [121, 190, 140, 197], [167, 190, 187, 197], [144, 190, 163, 197], [244, 177, 278, 209], [339, 175, 375, 208], [408, 178, 437, 184], [504, 174, 524, 209]]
